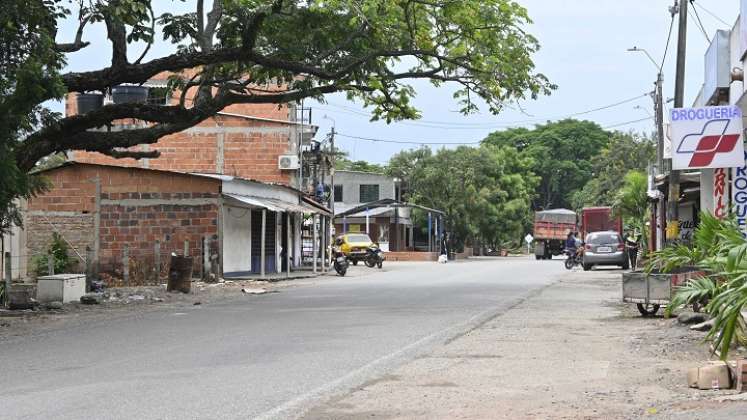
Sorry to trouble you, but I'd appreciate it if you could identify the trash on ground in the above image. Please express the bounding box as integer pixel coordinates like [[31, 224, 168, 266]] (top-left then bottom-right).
[[677, 312, 708, 325], [690, 319, 714, 332], [80, 294, 103, 305], [241, 288, 268, 294], [46, 301, 63, 310]]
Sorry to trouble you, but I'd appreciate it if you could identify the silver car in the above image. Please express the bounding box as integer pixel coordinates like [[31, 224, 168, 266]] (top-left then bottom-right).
[[582, 231, 628, 271]]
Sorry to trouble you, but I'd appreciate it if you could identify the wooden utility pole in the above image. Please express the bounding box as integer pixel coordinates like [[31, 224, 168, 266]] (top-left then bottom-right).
[[668, 0, 688, 241]]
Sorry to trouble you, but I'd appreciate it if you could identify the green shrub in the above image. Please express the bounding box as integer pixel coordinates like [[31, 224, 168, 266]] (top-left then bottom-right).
[[31, 232, 73, 276]]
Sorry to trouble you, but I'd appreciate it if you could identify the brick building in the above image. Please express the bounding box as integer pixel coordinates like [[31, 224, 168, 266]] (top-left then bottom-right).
[[67, 81, 316, 186], [7, 75, 331, 283], [22, 162, 327, 283]]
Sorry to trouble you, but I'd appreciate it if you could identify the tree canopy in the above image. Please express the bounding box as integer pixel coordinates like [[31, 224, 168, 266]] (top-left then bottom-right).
[[5, 0, 553, 171], [571, 131, 655, 209], [1, 0, 553, 231], [482, 119, 610, 210], [404, 145, 537, 249]]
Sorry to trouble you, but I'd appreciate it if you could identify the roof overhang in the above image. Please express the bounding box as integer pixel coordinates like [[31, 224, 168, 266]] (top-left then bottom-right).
[[224, 193, 325, 214]]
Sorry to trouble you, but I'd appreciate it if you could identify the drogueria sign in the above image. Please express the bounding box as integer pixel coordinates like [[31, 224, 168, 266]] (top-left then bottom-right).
[[669, 106, 745, 170]]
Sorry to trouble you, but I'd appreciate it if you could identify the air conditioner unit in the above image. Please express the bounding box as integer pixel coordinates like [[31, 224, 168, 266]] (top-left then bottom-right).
[[278, 155, 300, 170]]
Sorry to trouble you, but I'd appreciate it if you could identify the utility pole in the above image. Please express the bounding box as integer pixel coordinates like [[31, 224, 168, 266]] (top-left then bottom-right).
[[668, 0, 687, 241], [329, 125, 336, 232], [655, 73, 664, 171]]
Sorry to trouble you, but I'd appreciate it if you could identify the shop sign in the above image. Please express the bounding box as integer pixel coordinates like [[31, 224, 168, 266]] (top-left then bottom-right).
[[669, 106, 744, 170]]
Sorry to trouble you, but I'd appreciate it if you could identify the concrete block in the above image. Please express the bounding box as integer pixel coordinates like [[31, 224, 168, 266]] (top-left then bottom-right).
[[735, 359, 747, 393], [688, 361, 732, 390]]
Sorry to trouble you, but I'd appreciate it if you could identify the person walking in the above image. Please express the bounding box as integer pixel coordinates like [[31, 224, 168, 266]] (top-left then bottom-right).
[[625, 231, 640, 270]]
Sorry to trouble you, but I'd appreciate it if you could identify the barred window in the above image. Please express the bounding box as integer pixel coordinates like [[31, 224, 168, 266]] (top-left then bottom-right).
[[359, 184, 379, 202]]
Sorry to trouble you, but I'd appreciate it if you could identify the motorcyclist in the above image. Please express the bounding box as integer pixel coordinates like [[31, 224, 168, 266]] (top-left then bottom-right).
[[565, 232, 577, 257]]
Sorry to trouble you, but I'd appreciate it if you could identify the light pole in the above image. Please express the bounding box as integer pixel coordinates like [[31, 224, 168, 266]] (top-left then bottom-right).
[[628, 46, 666, 252], [323, 115, 336, 271], [627, 47, 665, 173]]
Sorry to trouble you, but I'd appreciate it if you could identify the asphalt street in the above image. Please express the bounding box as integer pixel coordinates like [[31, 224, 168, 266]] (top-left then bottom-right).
[[0, 257, 564, 420]]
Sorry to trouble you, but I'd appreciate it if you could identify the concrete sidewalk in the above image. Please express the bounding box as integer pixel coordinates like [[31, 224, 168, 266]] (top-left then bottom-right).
[[303, 269, 747, 420]]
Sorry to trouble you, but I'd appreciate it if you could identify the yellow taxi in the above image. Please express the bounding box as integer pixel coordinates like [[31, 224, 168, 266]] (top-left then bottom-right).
[[335, 233, 374, 265]]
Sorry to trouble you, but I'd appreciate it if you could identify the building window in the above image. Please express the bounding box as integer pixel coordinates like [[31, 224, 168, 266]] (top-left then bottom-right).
[[334, 185, 343, 202], [359, 184, 380, 202]]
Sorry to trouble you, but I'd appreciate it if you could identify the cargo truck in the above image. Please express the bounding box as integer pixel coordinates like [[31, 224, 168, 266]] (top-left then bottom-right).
[[580, 207, 622, 239], [533, 209, 577, 260]]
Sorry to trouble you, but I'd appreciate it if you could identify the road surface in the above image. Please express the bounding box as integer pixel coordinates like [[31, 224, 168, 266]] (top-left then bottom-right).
[[0, 257, 563, 419]]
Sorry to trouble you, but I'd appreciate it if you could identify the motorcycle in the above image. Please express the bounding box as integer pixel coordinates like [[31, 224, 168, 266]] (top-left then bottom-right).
[[364, 244, 385, 269], [564, 248, 582, 270], [332, 247, 349, 276]]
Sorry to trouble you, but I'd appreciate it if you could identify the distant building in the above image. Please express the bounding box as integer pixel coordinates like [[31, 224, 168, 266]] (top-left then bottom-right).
[[331, 170, 434, 252]]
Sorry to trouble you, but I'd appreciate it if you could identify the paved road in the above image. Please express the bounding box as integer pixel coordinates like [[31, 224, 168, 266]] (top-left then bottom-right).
[[0, 257, 563, 420]]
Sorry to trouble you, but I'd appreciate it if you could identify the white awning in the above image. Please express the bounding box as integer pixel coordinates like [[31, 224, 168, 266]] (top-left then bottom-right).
[[224, 193, 321, 214]]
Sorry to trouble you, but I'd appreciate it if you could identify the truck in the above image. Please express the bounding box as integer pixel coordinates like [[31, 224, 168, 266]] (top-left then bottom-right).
[[580, 207, 622, 239], [533, 209, 577, 260]]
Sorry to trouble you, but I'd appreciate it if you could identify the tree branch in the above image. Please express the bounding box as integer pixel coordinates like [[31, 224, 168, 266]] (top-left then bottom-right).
[[105, 14, 128, 68], [102, 149, 161, 159], [55, 11, 91, 53]]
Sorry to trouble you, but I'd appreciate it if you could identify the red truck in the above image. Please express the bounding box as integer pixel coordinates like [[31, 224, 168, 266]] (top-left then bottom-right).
[[580, 207, 622, 239], [533, 209, 577, 260]]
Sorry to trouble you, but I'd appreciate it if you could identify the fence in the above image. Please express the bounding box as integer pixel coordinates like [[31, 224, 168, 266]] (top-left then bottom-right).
[[2, 236, 220, 288]]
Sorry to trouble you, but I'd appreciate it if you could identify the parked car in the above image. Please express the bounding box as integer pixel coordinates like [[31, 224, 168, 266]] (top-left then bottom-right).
[[582, 231, 628, 271], [336, 233, 374, 265]]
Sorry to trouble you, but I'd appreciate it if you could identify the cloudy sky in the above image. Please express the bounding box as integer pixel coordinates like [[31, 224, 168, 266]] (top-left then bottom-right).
[[55, 1, 741, 163]]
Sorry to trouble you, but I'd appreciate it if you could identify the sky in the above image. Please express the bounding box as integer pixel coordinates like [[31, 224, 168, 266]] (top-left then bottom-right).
[[54, 0, 741, 164]]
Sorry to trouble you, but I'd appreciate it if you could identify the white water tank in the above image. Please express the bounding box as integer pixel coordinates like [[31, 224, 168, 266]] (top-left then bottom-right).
[[37, 274, 86, 303]]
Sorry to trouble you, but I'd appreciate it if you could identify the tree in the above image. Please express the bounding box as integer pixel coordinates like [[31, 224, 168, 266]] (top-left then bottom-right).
[[611, 170, 649, 252], [483, 119, 609, 210], [1, 0, 554, 223], [570, 131, 655, 209], [0, 1, 63, 234], [407, 145, 537, 250], [385, 147, 431, 201], [335, 157, 384, 173]]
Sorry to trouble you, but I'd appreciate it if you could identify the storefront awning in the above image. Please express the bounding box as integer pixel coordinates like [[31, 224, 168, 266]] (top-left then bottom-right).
[[224, 193, 325, 214]]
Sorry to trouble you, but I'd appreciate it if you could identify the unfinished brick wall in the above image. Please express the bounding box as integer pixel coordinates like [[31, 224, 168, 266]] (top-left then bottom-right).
[[26, 164, 223, 283], [70, 115, 294, 184], [98, 195, 219, 282]]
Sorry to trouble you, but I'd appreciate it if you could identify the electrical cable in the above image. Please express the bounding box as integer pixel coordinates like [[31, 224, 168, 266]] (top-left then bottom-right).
[[319, 92, 649, 130], [336, 115, 656, 146], [336, 133, 482, 145], [688, 2, 711, 42], [602, 117, 654, 130], [660, 14, 676, 71], [690, 1, 730, 27]]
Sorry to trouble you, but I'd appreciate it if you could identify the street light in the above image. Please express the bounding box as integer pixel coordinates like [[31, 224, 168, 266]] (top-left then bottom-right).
[[633, 105, 653, 118], [627, 46, 665, 172], [322, 115, 337, 259], [627, 47, 660, 72]]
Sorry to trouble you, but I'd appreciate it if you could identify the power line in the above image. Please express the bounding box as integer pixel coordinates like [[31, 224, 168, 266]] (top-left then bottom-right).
[[336, 133, 482, 145], [319, 92, 649, 130], [688, 4, 711, 42], [690, 1, 730, 27], [660, 14, 676, 71], [603, 116, 654, 129], [336, 115, 656, 146]]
